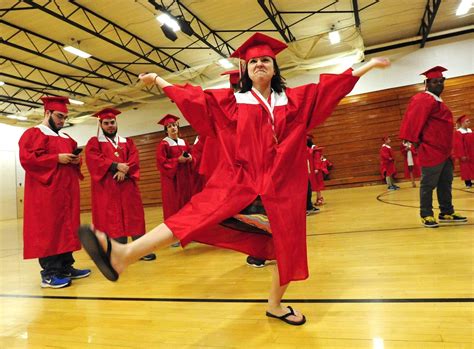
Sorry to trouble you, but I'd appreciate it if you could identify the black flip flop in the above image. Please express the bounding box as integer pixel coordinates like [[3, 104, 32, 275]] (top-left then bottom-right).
[[78, 225, 119, 281], [266, 306, 306, 326]]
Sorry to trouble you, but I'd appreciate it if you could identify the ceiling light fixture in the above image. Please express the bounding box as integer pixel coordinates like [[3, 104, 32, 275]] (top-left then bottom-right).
[[456, 0, 472, 15], [63, 45, 92, 58], [218, 59, 234, 69], [329, 26, 341, 45], [0, 81, 5, 86], [69, 98, 84, 105], [157, 13, 180, 32]]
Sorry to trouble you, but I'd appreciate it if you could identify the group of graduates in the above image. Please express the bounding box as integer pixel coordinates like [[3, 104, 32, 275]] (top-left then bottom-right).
[[18, 32, 469, 326]]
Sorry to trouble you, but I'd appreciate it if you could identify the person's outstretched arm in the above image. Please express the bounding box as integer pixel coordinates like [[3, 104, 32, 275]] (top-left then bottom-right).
[[352, 57, 391, 77], [139, 73, 172, 88]]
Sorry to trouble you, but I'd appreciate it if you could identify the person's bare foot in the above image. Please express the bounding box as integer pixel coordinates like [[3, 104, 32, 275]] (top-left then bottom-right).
[[95, 230, 129, 275], [266, 305, 305, 323]]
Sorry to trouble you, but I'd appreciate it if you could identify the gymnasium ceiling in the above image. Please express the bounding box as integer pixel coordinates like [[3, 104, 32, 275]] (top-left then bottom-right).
[[1, 0, 473, 126]]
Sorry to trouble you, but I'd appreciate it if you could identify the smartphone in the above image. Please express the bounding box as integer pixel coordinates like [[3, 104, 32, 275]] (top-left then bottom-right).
[[72, 148, 83, 155]]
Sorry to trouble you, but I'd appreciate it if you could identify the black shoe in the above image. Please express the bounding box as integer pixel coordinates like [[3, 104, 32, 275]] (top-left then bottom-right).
[[246, 256, 266, 268], [438, 213, 468, 224], [140, 253, 157, 261], [421, 216, 439, 228], [306, 207, 320, 216]]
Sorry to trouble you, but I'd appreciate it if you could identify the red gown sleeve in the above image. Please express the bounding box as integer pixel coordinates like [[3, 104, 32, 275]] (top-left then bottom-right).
[[399, 94, 434, 143], [85, 137, 115, 182], [126, 138, 140, 180], [156, 141, 179, 178], [163, 84, 218, 137], [19, 128, 60, 185], [290, 69, 359, 131]]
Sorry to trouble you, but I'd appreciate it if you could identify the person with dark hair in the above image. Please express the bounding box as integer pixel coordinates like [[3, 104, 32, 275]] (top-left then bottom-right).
[[306, 134, 323, 212], [19, 96, 90, 288], [399, 66, 467, 228], [453, 115, 473, 188], [380, 136, 399, 190], [156, 115, 194, 234], [79, 33, 390, 325], [85, 108, 155, 261]]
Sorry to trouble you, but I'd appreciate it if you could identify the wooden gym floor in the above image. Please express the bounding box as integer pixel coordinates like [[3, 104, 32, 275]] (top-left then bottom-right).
[[0, 182, 473, 348]]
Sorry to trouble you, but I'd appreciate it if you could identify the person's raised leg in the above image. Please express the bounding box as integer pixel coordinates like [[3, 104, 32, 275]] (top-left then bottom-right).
[[94, 223, 178, 274], [266, 263, 305, 323]]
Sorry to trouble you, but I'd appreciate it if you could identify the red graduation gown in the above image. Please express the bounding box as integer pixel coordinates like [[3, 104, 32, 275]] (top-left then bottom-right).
[[453, 129, 474, 180], [85, 135, 145, 238], [162, 69, 358, 285], [156, 137, 194, 219], [19, 125, 83, 259], [191, 135, 221, 194], [308, 146, 325, 191], [379, 144, 396, 178], [399, 92, 453, 167], [400, 143, 421, 179]]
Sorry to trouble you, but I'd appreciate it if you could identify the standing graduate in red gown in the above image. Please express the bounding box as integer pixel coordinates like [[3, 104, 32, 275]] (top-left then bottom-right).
[[307, 134, 325, 210], [379, 136, 399, 190], [401, 140, 421, 187], [85, 108, 155, 261], [399, 66, 467, 227], [156, 114, 194, 220], [19, 96, 90, 289], [453, 115, 473, 188], [79, 33, 390, 325]]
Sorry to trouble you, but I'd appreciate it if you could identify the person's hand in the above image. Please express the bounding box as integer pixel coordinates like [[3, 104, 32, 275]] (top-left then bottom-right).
[[138, 73, 158, 86], [186, 153, 193, 162], [117, 163, 129, 173], [70, 156, 81, 165], [113, 171, 126, 182], [370, 57, 391, 69], [58, 153, 78, 164], [177, 154, 188, 163]]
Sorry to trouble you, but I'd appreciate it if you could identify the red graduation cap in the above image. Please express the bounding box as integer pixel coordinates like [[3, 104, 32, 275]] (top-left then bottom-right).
[[420, 66, 447, 79], [221, 70, 240, 86], [41, 96, 70, 113], [457, 115, 469, 124], [158, 114, 180, 127], [307, 134, 314, 141], [230, 32, 287, 62], [93, 108, 121, 120]]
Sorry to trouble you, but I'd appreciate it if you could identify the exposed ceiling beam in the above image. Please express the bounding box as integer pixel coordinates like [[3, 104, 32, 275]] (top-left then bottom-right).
[[352, 0, 361, 28], [257, 0, 296, 43], [22, 0, 190, 73], [418, 0, 442, 48]]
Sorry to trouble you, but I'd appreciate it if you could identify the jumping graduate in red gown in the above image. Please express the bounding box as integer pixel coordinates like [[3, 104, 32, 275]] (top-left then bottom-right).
[[399, 66, 467, 227], [19, 96, 90, 289], [401, 140, 421, 187], [79, 32, 391, 325], [85, 108, 155, 261], [379, 136, 399, 190], [307, 134, 325, 209], [156, 114, 195, 220], [453, 115, 474, 188]]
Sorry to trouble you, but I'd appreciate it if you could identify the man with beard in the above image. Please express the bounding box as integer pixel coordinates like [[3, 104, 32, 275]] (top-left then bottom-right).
[[399, 66, 467, 228], [85, 108, 156, 260], [19, 96, 90, 288]]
